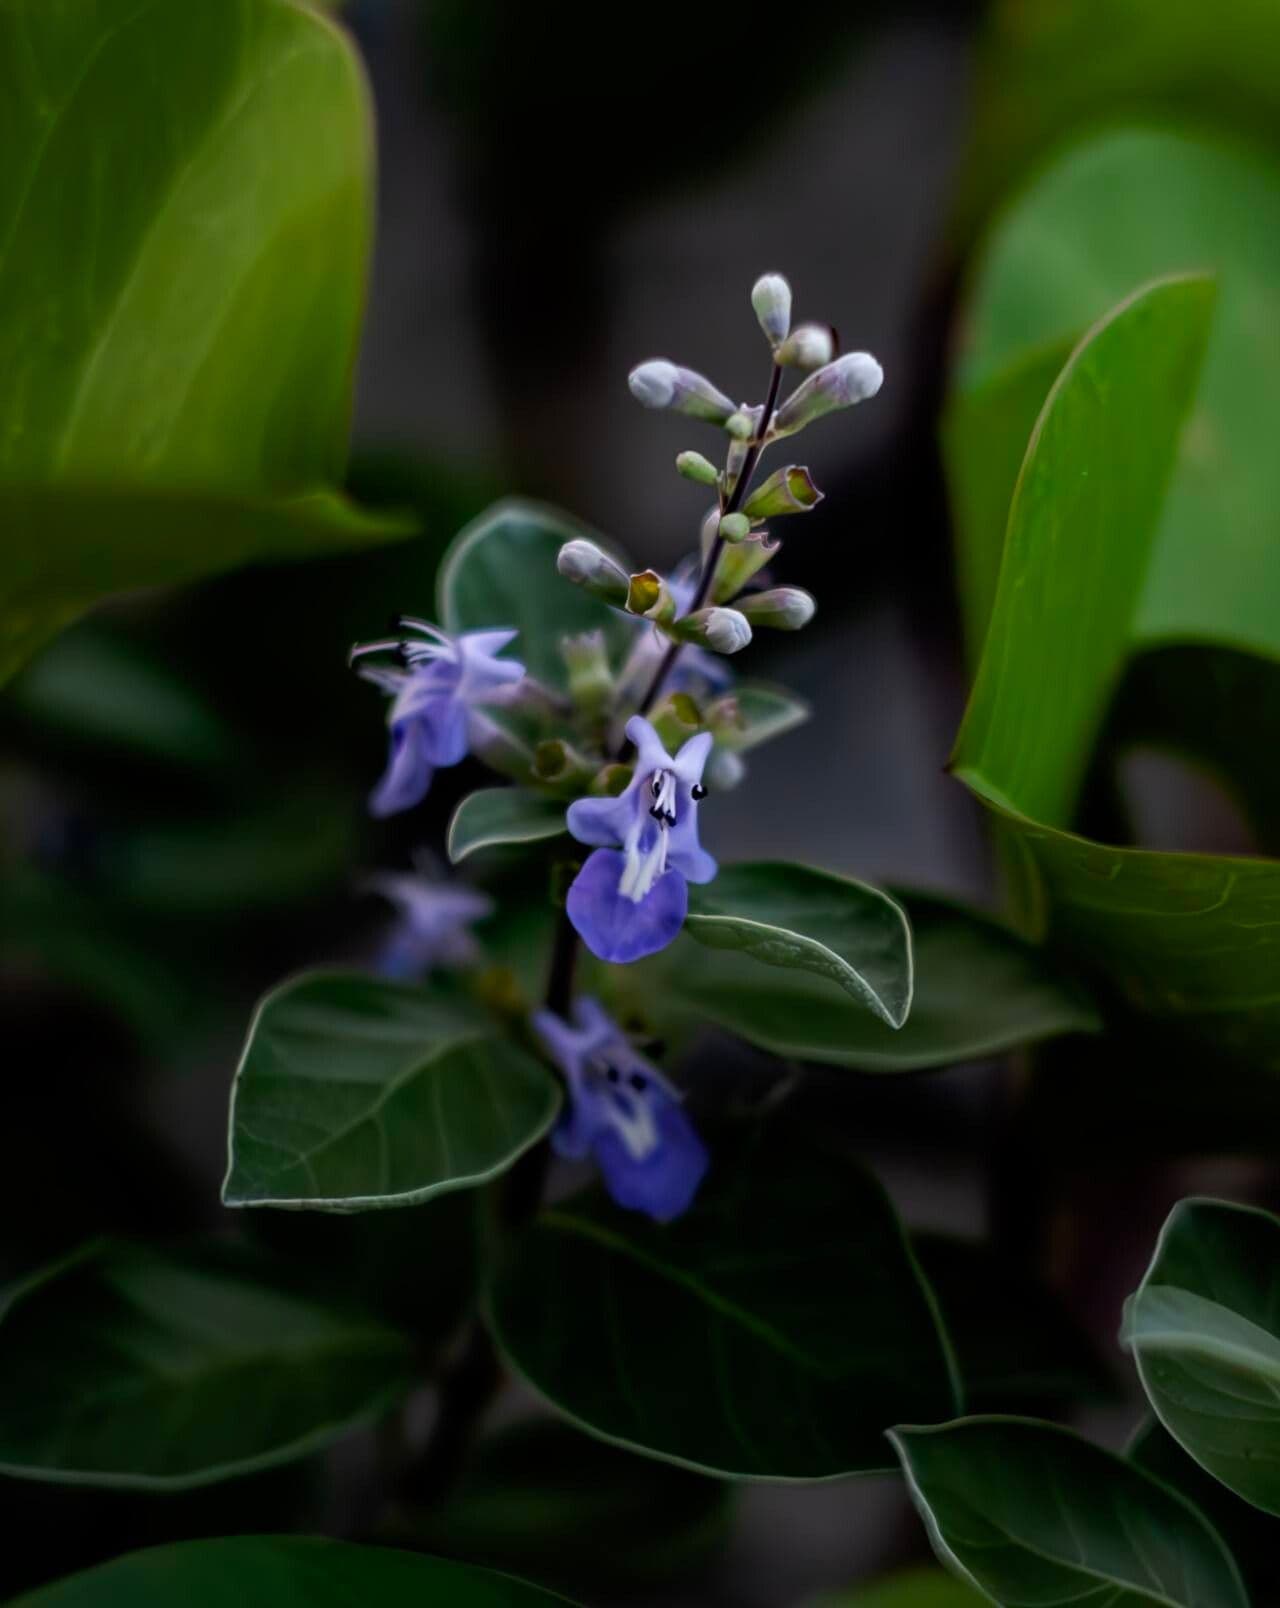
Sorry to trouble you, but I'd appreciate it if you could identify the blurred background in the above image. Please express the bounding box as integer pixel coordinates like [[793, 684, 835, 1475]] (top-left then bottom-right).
[[3, 1, 1277, 1601]]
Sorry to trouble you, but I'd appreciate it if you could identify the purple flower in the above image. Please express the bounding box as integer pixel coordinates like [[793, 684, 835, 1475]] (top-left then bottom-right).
[[365, 871, 493, 980], [565, 715, 715, 963], [533, 997, 708, 1221], [351, 623, 525, 817]]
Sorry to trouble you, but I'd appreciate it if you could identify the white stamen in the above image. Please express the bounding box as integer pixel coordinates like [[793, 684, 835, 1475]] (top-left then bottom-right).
[[619, 769, 676, 903], [590, 1059, 660, 1160]]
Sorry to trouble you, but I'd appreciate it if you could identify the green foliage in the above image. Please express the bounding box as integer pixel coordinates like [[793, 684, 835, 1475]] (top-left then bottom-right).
[[1124, 1197, 1280, 1516], [0, 0, 413, 685], [684, 862, 913, 1028], [449, 788, 569, 863], [891, 1417, 1249, 1607], [811, 1567, 984, 1607], [223, 972, 561, 1211], [9, 1538, 576, 1606], [485, 1130, 959, 1480], [0, 1242, 412, 1489]]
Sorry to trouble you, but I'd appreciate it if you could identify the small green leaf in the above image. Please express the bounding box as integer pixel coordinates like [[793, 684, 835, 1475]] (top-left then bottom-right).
[[9, 1538, 577, 1606], [891, 1417, 1248, 1608], [1124, 1196, 1280, 1516], [811, 1567, 985, 1607], [647, 890, 1097, 1072], [684, 862, 913, 1029], [485, 1131, 959, 1480], [448, 788, 568, 864], [0, 1243, 413, 1489], [439, 500, 634, 689], [223, 972, 560, 1212], [713, 681, 810, 752]]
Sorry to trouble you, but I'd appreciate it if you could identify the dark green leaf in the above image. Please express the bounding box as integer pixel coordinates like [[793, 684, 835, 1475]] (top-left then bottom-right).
[[0, 1242, 412, 1489], [1124, 1196, 1280, 1516], [10, 1537, 575, 1606], [891, 1416, 1248, 1607], [223, 972, 560, 1212], [812, 1567, 985, 1607], [448, 788, 568, 864], [486, 1130, 959, 1480], [646, 890, 1098, 1072], [0, 2, 412, 684], [685, 862, 913, 1028], [714, 681, 810, 753], [439, 499, 634, 689]]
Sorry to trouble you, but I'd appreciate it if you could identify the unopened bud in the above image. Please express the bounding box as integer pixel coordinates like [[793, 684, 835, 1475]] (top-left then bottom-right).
[[628, 360, 736, 424], [742, 465, 823, 519], [699, 505, 721, 566], [533, 738, 596, 790], [708, 747, 747, 791], [771, 352, 884, 439], [589, 762, 632, 798], [711, 532, 779, 603], [678, 606, 753, 655], [751, 272, 792, 345], [718, 512, 751, 543], [735, 586, 816, 630], [557, 539, 629, 608], [725, 410, 755, 441], [561, 630, 612, 717], [627, 569, 677, 624], [776, 323, 836, 371], [650, 691, 702, 754], [676, 450, 719, 487], [724, 403, 762, 495]]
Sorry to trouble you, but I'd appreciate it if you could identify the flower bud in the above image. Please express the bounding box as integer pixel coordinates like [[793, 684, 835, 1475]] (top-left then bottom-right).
[[724, 403, 762, 495], [627, 569, 677, 624], [699, 504, 721, 566], [557, 539, 630, 608], [560, 630, 612, 718], [742, 465, 823, 519], [676, 450, 719, 486], [650, 691, 702, 754], [735, 586, 816, 630], [718, 512, 751, 543], [628, 360, 736, 424], [707, 747, 747, 791], [677, 606, 753, 654], [776, 322, 836, 371], [533, 738, 596, 791], [725, 409, 755, 441], [711, 532, 778, 603], [770, 352, 884, 439], [589, 762, 633, 798], [751, 272, 792, 345]]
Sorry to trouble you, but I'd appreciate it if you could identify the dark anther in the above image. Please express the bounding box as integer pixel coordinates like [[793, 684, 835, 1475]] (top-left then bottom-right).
[[649, 804, 675, 825], [650, 774, 663, 797], [691, 783, 708, 801], [629, 1072, 647, 1092], [604, 1065, 620, 1083]]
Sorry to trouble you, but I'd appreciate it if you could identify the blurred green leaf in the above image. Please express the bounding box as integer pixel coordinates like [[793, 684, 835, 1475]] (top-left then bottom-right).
[[685, 863, 913, 1029], [448, 788, 568, 864], [810, 1567, 985, 1607], [486, 1130, 959, 1480], [439, 500, 634, 690], [1124, 1197, 1280, 1515], [0, 0, 412, 685], [223, 971, 560, 1211], [643, 890, 1098, 1073], [0, 1242, 412, 1489], [713, 682, 810, 753], [10, 1537, 575, 1606], [957, 130, 1280, 661], [891, 1417, 1247, 1608]]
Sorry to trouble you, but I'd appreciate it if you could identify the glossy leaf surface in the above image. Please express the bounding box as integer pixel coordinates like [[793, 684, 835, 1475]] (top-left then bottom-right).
[[448, 788, 568, 864]]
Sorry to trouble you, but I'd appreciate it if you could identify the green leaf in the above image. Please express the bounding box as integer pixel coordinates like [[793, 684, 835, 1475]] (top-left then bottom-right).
[[957, 129, 1280, 663], [485, 1130, 959, 1480], [684, 862, 913, 1029], [811, 1567, 985, 1607], [439, 499, 634, 689], [952, 274, 1216, 828], [10, 1538, 576, 1606], [448, 788, 568, 864], [0, 1242, 412, 1489], [1124, 1196, 1280, 1516], [223, 971, 561, 1212], [0, 2, 414, 685], [891, 1417, 1248, 1608], [645, 890, 1098, 1073], [713, 681, 810, 752]]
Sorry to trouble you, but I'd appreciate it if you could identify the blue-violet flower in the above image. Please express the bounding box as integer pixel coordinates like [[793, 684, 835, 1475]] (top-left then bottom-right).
[[565, 715, 715, 963], [533, 996, 708, 1221], [365, 871, 493, 980]]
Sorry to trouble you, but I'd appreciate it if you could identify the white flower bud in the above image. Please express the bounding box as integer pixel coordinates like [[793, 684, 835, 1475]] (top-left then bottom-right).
[[736, 586, 816, 630], [771, 352, 884, 439], [707, 747, 747, 791], [680, 606, 753, 654], [776, 322, 836, 371], [557, 539, 630, 607], [751, 272, 792, 345], [676, 450, 719, 486], [628, 360, 736, 424]]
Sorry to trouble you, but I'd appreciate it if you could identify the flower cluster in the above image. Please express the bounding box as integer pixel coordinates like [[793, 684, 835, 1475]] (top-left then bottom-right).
[[350, 273, 883, 1219]]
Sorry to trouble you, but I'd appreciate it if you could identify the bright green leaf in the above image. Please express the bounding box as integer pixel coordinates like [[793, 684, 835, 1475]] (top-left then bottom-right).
[[485, 1131, 959, 1480], [439, 499, 634, 689], [891, 1416, 1248, 1608], [0, 1, 412, 685], [9, 1537, 576, 1606], [223, 971, 561, 1212], [644, 890, 1098, 1072], [448, 788, 568, 864], [0, 1242, 412, 1489], [1124, 1196, 1280, 1516], [684, 862, 913, 1029]]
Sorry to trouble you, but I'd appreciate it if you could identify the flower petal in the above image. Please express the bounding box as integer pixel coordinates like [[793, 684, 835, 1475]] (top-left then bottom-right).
[[566, 790, 635, 850], [369, 721, 435, 817], [566, 849, 688, 963], [593, 1095, 709, 1222]]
